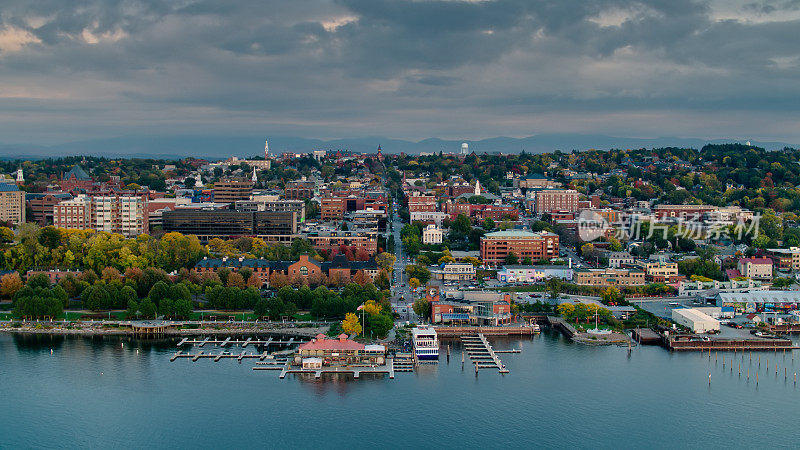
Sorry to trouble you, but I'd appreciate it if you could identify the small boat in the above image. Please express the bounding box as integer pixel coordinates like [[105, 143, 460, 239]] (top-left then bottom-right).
[[531, 323, 541, 333]]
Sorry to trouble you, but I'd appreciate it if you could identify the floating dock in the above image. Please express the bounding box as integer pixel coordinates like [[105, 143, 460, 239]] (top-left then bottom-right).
[[392, 353, 414, 372], [632, 328, 663, 345], [461, 334, 511, 373], [170, 350, 275, 361], [176, 337, 305, 347], [275, 359, 395, 379]]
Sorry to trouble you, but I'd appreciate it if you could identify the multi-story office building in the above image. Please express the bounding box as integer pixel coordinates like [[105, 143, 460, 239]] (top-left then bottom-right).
[[0, 183, 26, 225], [161, 210, 298, 243], [480, 230, 559, 265], [533, 189, 579, 214], [26, 192, 73, 225], [213, 178, 254, 203], [284, 180, 317, 200], [408, 192, 437, 213]]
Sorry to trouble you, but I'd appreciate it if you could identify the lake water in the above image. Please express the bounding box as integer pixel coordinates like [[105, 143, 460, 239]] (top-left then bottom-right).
[[2, 331, 799, 449]]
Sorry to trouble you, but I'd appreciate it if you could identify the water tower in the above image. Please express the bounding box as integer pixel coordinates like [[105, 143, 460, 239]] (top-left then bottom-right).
[[461, 142, 468, 155]]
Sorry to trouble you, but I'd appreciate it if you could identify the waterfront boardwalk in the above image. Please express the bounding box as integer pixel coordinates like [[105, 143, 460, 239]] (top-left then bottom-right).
[[461, 334, 510, 373], [436, 326, 535, 336], [668, 335, 798, 351]]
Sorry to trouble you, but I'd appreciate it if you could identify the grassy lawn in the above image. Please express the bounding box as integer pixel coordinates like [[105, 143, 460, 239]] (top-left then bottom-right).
[[61, 311, 128, 320], [189, 311, 259, 321]]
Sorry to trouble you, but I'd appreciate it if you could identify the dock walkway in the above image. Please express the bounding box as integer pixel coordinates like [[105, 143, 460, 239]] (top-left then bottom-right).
[[461, 334, 510, 373], [177, 337, 306, 347]]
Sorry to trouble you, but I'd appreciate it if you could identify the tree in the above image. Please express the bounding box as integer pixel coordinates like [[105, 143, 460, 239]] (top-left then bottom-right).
[[227, 272, 245, 288], [126, 299, 139, 319], [353, 270, 368, 286], [546, 277, 562, 299], [27, 273, 51, 290], [557, 303, 575, 320], [363, 300, 382, 315], [522, 257, 533, 265], [266, 297, 285, 320], [0, 273, 23, 299], [505, 252, 519, 265], [412, 298, 431, 320], [408, 277, 421, 289], [148, 281, 171, 306], [342, 312, 362, 336], [600, 286, 622, 305], [254, 298, 269, 318], [139, 298, 157, 319], [374, 252, 397, 273], [0, 226, 14, 243], [482, 218, 495, 231], [269, 272, 288, 288]]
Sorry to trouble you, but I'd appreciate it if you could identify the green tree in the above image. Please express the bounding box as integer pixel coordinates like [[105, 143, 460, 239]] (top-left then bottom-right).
[[505, 252, 519, 265], [412, 298, 431, 319], [126, 299, 139, 319], [139, 298, 157, 319]]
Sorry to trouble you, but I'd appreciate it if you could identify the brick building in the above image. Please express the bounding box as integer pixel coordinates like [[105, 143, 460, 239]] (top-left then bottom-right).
[[213, 178, 254, 203], [480, 230, 559, 265], [533, 189, 579, 214], [26, 192, 73, 225]]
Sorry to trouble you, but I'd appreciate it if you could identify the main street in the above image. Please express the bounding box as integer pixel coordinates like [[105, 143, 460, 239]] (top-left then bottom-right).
[[388, 202, 417, 321]]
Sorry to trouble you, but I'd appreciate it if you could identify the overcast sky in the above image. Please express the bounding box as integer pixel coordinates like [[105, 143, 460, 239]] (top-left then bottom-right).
[[0, 0, 798, 145]]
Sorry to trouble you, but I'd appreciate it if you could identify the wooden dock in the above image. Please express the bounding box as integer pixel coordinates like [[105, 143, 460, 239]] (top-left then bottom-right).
[[461, 334, 510, 373], [393, 353, 414, 372], [170, 350, 275, 361], [435, 326, 535, 336], [668, 335, 796, 351], [273, 359, 395, 379], [631, 328, 663, 345], [176, 337, 306, 347]]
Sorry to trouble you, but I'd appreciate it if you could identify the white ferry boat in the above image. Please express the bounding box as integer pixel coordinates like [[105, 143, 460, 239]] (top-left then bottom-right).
[[411, 326, 439, 360]]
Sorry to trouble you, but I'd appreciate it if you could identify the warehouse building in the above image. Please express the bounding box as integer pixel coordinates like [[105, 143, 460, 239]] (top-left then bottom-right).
[[671, 308, 720, 333]]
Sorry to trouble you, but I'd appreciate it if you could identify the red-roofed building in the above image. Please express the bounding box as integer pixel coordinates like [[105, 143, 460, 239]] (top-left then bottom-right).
[[295, 333, 385, 366]]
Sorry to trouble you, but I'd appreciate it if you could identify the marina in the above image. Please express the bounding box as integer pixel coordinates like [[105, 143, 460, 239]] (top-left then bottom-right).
[[460, 333, 512, 373], [6, 331, 800, 448]]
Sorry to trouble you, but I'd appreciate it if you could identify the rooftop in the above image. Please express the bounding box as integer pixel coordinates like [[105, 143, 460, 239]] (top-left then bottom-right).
[[483, 230, 556, 238]]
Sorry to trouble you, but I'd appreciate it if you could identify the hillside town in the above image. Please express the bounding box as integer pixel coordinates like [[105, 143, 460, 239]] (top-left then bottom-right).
[[3, 142, 800, 355]]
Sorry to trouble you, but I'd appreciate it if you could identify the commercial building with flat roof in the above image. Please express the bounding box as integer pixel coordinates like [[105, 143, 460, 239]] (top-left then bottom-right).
[[672, 308, 720, 333], [480, 230, 559, 265], [213, 178, 254, 203], [0, 183, 26, 225], [162, 209, 297, 242], [496, 265, 573, 283], [533, 189, 579, 214], [573, 268, 645, 287], [715, 291, 800, 313]]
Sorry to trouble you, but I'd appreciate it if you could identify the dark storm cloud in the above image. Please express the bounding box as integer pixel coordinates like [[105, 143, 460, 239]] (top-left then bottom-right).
[[0, 0, 798, 144]]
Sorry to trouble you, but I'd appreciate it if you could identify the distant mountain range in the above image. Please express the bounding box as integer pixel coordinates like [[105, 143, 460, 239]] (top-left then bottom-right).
[[0, 134, 795, 160]]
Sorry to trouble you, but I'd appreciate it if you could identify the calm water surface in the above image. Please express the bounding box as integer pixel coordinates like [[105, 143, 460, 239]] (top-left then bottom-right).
[[2, 331, 799, 449]]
